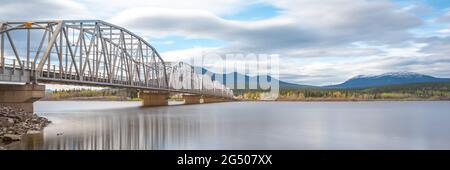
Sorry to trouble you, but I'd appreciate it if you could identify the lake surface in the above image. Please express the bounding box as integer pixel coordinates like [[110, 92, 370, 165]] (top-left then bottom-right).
[[8, 101, 450, 150]]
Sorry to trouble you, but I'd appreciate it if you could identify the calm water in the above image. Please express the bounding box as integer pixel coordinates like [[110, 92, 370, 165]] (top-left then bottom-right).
[[8, 101, 450, 150]]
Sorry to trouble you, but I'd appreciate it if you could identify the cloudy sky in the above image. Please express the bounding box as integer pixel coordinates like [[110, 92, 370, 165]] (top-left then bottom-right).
[[2, 0, 450, 86]]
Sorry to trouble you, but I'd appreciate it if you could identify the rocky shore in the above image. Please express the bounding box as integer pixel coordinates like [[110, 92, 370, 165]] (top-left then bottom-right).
[[0, 106, 51, 146]]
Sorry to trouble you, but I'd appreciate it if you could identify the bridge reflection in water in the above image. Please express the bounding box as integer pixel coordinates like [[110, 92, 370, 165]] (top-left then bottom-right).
[[14, 105, 205, 150]]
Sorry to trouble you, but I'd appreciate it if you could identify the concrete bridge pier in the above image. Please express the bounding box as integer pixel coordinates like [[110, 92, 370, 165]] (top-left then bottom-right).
[[183, 94, 201, 105], [139, 91, 169, 107], [202, 96, 229, 103], [0, 84, 45, 113]]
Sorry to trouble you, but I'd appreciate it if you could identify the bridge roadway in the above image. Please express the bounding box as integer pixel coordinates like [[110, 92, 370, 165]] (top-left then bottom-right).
[[0, 20, 234, 112]]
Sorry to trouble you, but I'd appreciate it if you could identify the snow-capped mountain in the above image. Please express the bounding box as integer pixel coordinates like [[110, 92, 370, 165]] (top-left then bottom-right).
[[350, 72, 428, 79], [326, 72, 450, 89]]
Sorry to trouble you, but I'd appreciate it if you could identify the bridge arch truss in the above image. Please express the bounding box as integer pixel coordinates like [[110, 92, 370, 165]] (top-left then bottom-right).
[[0, 20, 233, 98]]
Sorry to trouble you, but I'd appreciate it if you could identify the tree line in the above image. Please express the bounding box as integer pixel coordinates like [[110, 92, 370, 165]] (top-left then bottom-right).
[[234, 83, 450, 101], [44, 88, 139, 101]]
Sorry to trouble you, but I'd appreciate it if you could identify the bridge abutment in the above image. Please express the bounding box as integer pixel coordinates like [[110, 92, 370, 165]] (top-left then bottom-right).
[[139, 91, 169, 107], [0, 84, 45, 113], [183, 95, 202, 104]]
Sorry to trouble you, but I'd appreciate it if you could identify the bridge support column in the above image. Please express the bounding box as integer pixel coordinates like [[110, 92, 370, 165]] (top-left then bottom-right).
[[183, 95, 201, 105], [0, 84, 45, 113], [139, 91, 169, 107], [202, 96, 228, 103]]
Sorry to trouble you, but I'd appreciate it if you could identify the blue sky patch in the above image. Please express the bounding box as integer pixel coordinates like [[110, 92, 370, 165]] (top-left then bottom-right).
[[221, 3, 282, 21]]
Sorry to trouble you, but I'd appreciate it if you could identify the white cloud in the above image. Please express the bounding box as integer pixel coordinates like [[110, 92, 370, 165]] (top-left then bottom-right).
[[1, 0, 448, 85], [159, 47, 220, 62], [0, 0, 90, 20], [111, 0, 421, 53], [81, 0, 250, 17], [436, 29, 450, 34], [439, 10, 450, 23], [287, 46, 382, 58]]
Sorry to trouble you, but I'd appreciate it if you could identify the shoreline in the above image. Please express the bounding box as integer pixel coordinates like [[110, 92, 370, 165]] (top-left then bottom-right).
[[37, 99, 450, 102], [0, 106, 51, 149], [39, 96, 450, 102], [275, 99, 450, 102]]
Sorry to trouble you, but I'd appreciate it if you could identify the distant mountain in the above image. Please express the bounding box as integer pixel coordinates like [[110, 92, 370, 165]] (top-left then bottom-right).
[[212, 72, 316, 90], [193, 67, 315, 89], [326, 72, 450, 89], [194, 68, 450, 90]]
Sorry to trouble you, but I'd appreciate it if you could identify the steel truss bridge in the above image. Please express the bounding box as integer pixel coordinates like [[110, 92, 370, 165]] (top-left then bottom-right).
[[0, 20, 233, 99]]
